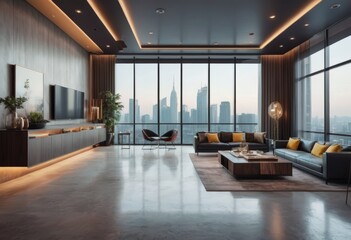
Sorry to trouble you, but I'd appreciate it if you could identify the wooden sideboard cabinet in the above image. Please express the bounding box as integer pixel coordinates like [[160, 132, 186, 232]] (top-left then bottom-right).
[[0, 125, 106, 167]]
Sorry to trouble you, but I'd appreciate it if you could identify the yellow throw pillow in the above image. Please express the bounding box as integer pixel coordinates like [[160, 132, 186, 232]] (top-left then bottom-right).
[[311, 143, 329, 158], [326, 144, 343, 153], [232, 132, 244, 142], [207, 133, 220, 143], [287, 138, 300, 150]]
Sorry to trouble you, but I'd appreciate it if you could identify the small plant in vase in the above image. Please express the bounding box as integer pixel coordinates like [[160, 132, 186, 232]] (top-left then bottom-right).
[[27, 111, 49, 129], [0, 96, 27, 129]]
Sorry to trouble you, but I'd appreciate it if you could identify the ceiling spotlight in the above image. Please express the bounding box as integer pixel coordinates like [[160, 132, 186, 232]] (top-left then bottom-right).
[[75, 9, 82, 14], [279, 45, 284, 48], [269, 15, 276, 19], [106, 45, 110, 48], [148, 31, 154, 35], [330, 3, 341, 9], [155, 8, 165, 14], [290, 37, 295, 40], [304, 23, 309, 27], [147, 42, 152, 45]]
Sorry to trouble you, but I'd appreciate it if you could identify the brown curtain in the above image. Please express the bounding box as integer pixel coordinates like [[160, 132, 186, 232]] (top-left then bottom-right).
[[90, 54, 116, 98], [261, 48, 298, 140], [89, 54, 116, 121]]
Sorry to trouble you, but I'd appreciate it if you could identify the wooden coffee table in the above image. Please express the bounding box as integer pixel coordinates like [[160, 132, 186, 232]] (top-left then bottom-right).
[[218, 151, 292, 178]]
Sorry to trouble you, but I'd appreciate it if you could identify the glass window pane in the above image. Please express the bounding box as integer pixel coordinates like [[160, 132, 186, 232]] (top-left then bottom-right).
[[160, 64, 180, 123], [210, 64, 234, 133], [329, 63, 351, 135], [329, 35, 351, 66], [182, 64, 208, 124], [183, 124, 207, 144], [236, 64, 259, 132], [135, 64, 158, 125], [299, 74, 324, 132], [116, 63, 133, 124]]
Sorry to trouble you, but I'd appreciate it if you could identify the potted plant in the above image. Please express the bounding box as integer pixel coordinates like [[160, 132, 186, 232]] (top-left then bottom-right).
[[0, 96, 27, 129], [100, 91, 123, 145], [27, 111, 49, 129]]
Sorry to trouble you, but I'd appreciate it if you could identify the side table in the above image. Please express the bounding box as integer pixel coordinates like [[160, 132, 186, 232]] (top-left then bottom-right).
[[118, 132, 131, 149]]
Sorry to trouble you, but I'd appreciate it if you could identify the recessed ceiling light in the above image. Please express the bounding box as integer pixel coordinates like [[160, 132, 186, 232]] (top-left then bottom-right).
[[279, 45, 284, 48], [213, 42, 219, 45], [75, 9, 82, 14], [147, 42, 152, 45], [330, 3, 341, 9], [304, 23, 309, 27], [155, 8, 165, 14], [106, 45, 110, 48], [148, 31, 154, 35], [269, 15, 276, 19], [290, 37, 295, 40]]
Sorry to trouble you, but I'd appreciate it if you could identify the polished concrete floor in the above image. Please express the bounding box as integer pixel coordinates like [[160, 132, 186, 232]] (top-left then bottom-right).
[[0, 146, 350, 240]]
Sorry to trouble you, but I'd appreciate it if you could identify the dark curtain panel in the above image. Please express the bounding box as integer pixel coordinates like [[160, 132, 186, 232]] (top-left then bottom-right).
[[91, 54, 116, 98], [261, 48, 298, 140]]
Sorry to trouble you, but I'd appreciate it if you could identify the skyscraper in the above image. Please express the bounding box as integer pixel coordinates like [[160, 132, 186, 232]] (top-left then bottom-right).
[[210, 104, 218, 123], [219, 101, 231, 123], [170, 81, 178, 123], [197, 86, 208, 123], [129, 98, 140, 123]]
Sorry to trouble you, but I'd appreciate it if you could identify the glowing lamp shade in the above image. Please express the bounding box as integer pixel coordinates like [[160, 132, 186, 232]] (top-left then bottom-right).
[[268, 101, 283, 140], [268, 101, 283, 120]]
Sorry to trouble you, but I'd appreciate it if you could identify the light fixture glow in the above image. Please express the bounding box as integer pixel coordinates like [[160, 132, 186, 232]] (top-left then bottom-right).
[[27, 0, 102, 53], [87, 0, 120, 41], [118, 0, 321, 51], [75, 9, 82, 14], [260, 0, 321, 48], [290, 37, 295, 40], [269, 15, 276, 19], [155, 8, 165, 14], [304, 23, 309, 27], [330, 3, 341, 9], [106, 45, 110, 48], [149, 31, 154, 35], [279, 45, 284, 48]]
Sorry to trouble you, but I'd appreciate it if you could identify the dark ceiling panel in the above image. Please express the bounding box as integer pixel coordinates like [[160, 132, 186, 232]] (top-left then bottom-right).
[[48, 0, 351, 55]]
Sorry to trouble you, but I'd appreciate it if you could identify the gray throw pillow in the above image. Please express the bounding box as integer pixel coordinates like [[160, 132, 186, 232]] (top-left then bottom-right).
[[298, 139, 317, 152], [254, 132, 266, 144]]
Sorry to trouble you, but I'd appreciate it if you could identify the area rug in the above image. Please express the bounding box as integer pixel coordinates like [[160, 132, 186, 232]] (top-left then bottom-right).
[[189, 153, 346, 192]]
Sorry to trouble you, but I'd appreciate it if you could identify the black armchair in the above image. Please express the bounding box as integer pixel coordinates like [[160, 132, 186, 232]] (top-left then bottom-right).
[[160, 130, 178, 150], [141, 129, 160, 150]]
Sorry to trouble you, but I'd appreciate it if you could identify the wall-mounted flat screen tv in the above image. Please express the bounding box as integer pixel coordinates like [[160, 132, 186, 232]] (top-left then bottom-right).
[[51, 85, 84, 119]]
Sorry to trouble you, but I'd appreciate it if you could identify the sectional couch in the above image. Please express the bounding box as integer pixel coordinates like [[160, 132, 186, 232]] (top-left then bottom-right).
[[274, 139, 351, 183], [193, 131, 270, 154]]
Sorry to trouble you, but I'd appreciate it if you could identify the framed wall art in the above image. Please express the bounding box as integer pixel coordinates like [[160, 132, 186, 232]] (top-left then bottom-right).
[[14, 65, 44, 117]]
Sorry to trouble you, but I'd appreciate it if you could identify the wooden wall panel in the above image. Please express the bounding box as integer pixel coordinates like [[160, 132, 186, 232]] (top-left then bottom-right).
[[0, 0, 89, 128]]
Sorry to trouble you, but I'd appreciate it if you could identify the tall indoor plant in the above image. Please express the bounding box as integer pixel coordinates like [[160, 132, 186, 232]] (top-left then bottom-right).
[[0, 96, 27, 129], [100, 91, 123, 145]]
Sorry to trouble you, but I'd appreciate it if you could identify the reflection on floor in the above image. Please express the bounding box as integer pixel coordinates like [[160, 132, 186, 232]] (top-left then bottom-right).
[[0, 146, 350, 239]]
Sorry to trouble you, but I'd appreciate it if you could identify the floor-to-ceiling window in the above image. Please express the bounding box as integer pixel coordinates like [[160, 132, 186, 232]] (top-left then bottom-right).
[[296, 17, 351, 144], [160, 63, 181, 143], [209, 64, 234, 132], [115, 58, 260, 144]]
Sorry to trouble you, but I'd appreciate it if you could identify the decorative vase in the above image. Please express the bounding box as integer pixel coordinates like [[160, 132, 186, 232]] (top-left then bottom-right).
[[23, 118, 29, 129], [5, 112, 18, 130], [16, 117, 24, 130]]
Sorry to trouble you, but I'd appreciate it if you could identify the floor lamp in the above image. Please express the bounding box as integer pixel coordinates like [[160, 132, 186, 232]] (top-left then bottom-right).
[[268, 101, 283, 141]]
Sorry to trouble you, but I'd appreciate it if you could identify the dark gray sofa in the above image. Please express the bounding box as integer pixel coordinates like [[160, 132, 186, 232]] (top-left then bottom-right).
[[274, 139, 351, 183], [193, 131, 270, 154]]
